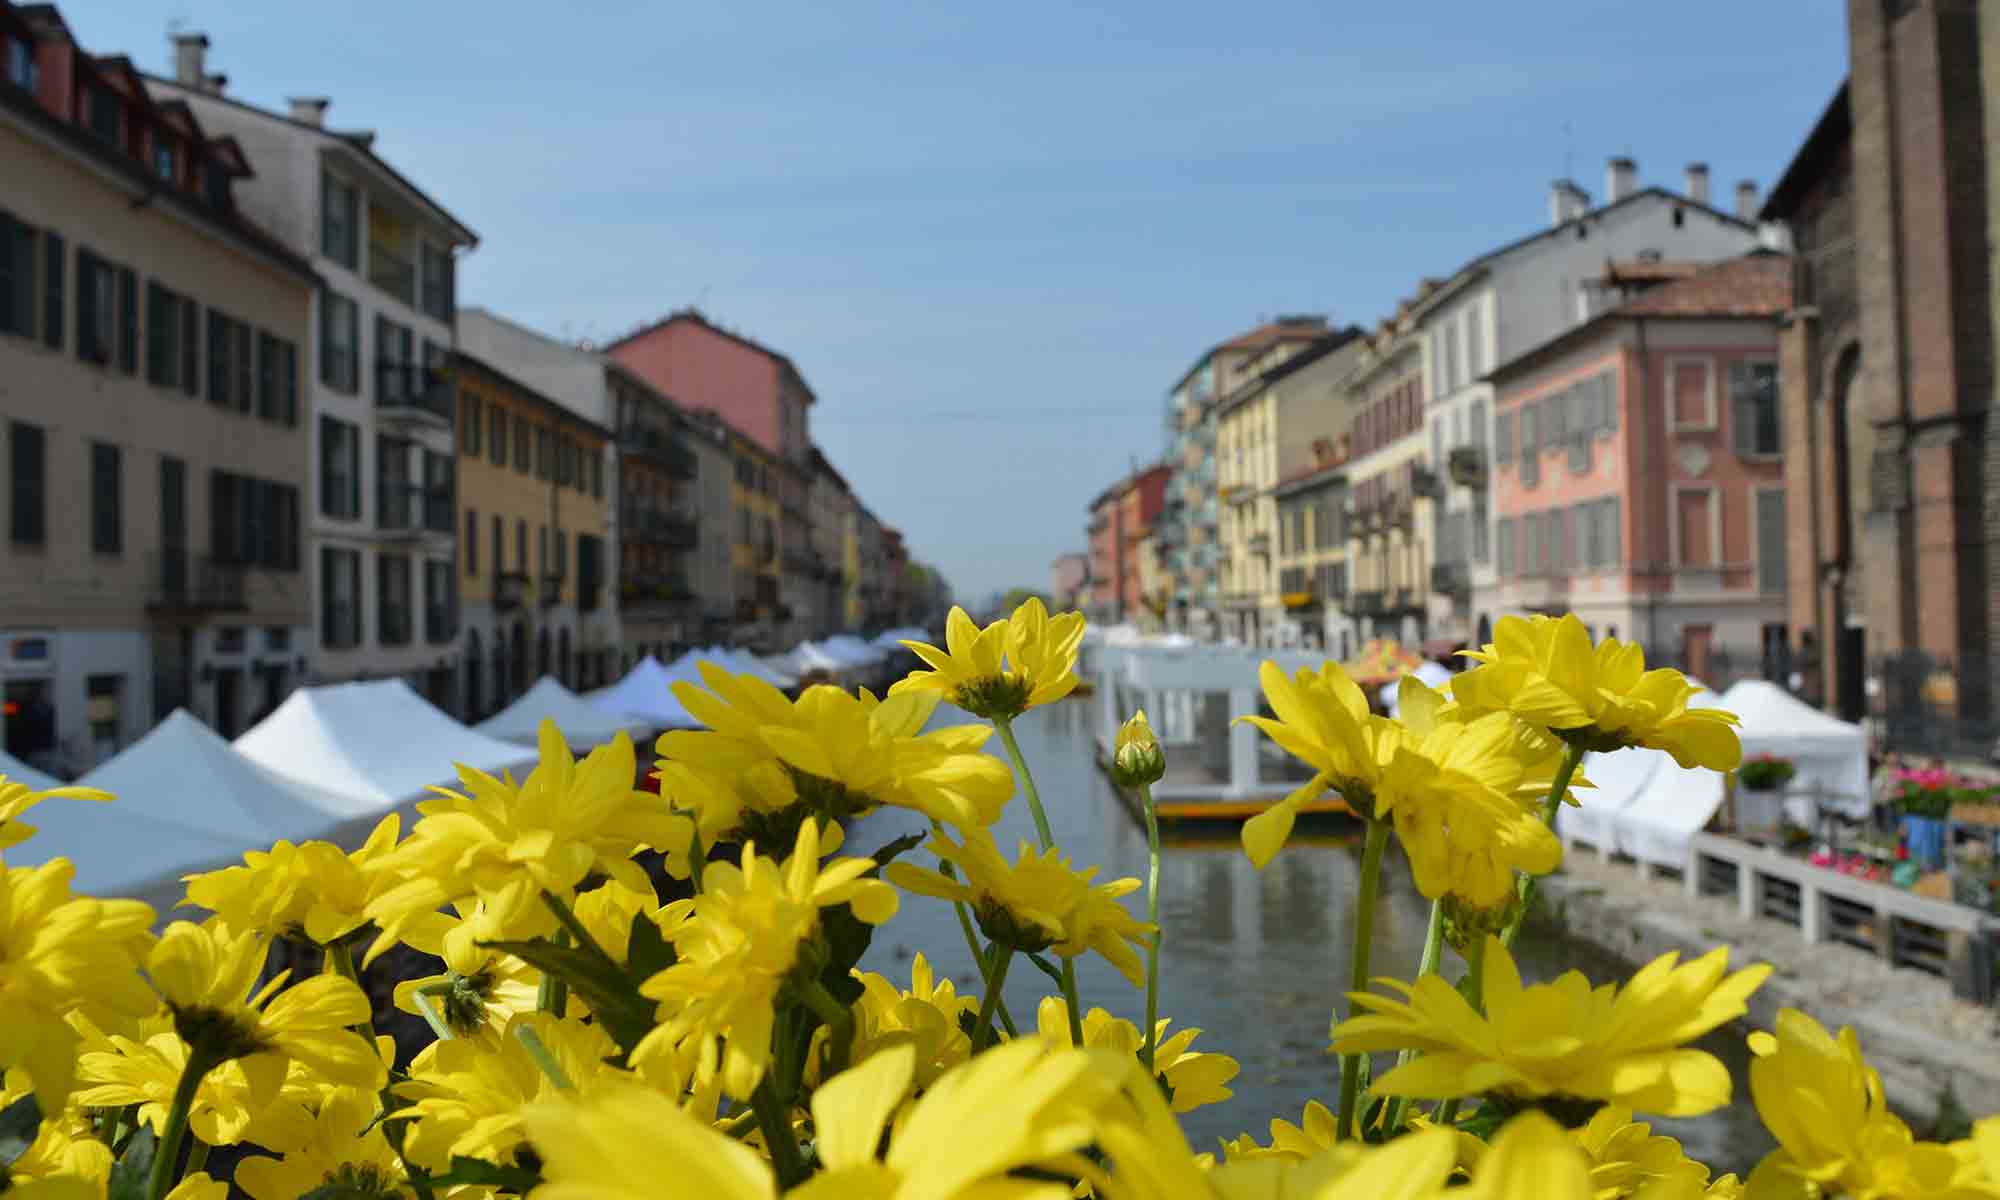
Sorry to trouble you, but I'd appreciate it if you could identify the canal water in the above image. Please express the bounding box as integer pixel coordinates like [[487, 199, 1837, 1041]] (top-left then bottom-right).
[[851, 697, 1776, 1173]]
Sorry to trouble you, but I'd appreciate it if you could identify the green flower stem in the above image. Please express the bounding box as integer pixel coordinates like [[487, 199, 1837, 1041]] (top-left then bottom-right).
[[411, 986, 455, 1042], [1436, 1097, 1462, 1127], [323, 940, 376, 1041], [183, 1139, 209, 1178], [536, 931, 570, 1016], [798, 977, 856, 1076], [991, 717, 1083, 1046], [513, 1023, 575, 1090], [937, 846, 1018, 1037], [719, 1109, 760, 1139], [147, 1042, 221, 1200], [750, 1077, 808, 1190], [539, 889, 616, 964], [994, 718, 1056, 851], [971, 946, 1015, 1050], [687, 821, 707, 893], [1336, 819, 1392, 1143], [1139, 780, 1164, 1075], [1383, 898, 1446, 1133], [1463, 935, 1488, 1014], [1499, 742, 1585, 950]]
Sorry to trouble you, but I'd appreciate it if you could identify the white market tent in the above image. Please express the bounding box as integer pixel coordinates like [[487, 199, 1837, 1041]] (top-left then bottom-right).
[[236, 680, 537, 807], [1717, 679, 1871, 819], [589, 657, 702, 729], [734, 650, 799, 689], [872, 626, 930, 648], [788, 641, 862, 676], [1558, 746, 1668, 852], [476, 676, 651, 749], [1610, 758, 1729, 870], [823, 634, 889, 664], [0, 748, 61, 792], [14, 709, 378, 908]]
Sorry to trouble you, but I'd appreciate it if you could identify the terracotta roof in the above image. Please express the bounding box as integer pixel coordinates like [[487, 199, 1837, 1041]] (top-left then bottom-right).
[[1217, 317, 1328, 353], [1617, 252, 1792, 317], [1600, 259, 1704, 284]]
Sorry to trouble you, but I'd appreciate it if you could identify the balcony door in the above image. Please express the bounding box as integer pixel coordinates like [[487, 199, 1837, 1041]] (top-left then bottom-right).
[[160, 456, 186, 597]]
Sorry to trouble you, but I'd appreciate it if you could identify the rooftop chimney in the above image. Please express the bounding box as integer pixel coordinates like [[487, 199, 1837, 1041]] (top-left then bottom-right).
[[1736, 180, 1760, 221], [202, 73, 226, 95], [1606, 156, 1637, 204], [1548, 179, 1590, 227], [1684, 162, 1710, 206], [288, 97, 329, 127], [171, 32, 207, 87]]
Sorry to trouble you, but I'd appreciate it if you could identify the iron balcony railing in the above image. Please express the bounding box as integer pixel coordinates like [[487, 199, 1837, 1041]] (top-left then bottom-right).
[[1431, 561, 1470, 596], [146, 551, 246, 613], [618, 427, 697, 478], [376, 363, 453, 424], [494, 571, 529, 612], [622, 504, 698, 549]]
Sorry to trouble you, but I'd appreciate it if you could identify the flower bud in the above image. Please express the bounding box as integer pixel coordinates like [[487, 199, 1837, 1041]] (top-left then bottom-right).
[[1112, 710, 1166, 788], [1441, 891, 1527, 955]]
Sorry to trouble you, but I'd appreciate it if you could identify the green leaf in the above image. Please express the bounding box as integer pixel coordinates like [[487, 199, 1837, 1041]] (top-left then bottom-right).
[[624, 908, 676, 983], [0, 1093, 41, 1166], [1022, 952, 1066, 989], [107, 1126, 155, 1200], [482, 937, 657, 1058], [861, 830, 926, 872], [403, 1156, 542, 1194]]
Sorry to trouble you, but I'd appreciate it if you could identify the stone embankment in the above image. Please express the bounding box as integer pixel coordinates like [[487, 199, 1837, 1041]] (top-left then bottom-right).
[[1537, 853, 2000, 1122]]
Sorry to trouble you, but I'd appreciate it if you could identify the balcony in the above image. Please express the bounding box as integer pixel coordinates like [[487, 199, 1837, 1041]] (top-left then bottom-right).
[[1431, 561, 1470, 596], [378, 484, 453, 541], [619, 427, 697, 479], [1447, 445, 1487, 489], [367, 240, 415, 305], [623, 504, 698, 549], [494, 571, 529, 612], [1281, 589, 1317, 610], [1221, 590, 1259, 611], [1391, 586, 1418, 612], [379, 605, 412, 647], [1409, 464, 1440, 499], [145, 551, 247, 614], [1350, 589, 1386, 615], [376, 363, 453, 429], [1247, 532, 1270, 556], [622, 572, 695, 616], [539, 573, 565, 609]]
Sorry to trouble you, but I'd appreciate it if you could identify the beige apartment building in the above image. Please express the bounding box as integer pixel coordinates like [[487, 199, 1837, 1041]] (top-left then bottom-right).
[[0, 4, 319, 773], [1341, 313, 1434, 650], [1213, 328, 1365, 646]]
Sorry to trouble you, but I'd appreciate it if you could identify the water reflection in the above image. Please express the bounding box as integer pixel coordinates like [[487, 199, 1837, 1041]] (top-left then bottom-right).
[[852, 700, 1773, 1171]]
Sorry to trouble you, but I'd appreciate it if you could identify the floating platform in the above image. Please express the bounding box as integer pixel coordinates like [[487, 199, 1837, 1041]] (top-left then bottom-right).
[[1151, 794, 1352, 824]]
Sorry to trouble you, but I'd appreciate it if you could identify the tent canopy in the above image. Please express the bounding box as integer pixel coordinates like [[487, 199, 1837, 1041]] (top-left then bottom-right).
[[476, 676, 650, 749], [1719, 680, 1871, 817], [1611, 759, 1728, 868], [0, 748, 61, 792], [1558, 746, 1669, 850], [872, 626, 930, 648], [236, 680, 537, 805], [822, 635, 888, 664], [591, 657, 702, 729]]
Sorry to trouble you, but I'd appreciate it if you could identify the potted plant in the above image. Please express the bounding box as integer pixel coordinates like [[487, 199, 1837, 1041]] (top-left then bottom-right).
[[1734, 754, 1796, 840], [1890, 766, 1955, 870]]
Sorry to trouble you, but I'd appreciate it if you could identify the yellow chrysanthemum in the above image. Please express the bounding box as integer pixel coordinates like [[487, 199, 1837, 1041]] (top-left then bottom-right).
[[1111, 709, 1166, 788], [1332, 935, 1769, 1118], [884, 826, 1152, 986], [0, 774, 111, 852], [144, 920, 384, 1104], [837, 954, 977, 1089], [891, 599, 1085, 720], [0, 859, 157, 1111], [0, 1074, 111, 1193], [1454, 1113, 1599, 1200], [233, 1086, 404, 1200], [398, 1012, 627, 1173], [388, 901, 544, 1041], [1219, 1099, 1339, 1163], [180, 814, 400, 945], [1034, 997, 1237, 1114], [73, 1025, 285, 1146], [1452, 614, 1742, 770], [1237, 658, 1394, 867], [365, 723, 688, 965], [1569, 1106, 1737, 1200], [633, 819, 898, 1099]]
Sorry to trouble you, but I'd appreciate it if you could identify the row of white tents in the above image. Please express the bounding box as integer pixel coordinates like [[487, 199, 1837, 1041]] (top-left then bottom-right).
[[4, 628, 933, 913], [1559, 679, 1871, 869]]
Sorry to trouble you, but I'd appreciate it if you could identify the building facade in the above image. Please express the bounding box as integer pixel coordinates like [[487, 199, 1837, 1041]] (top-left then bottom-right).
[[1341, 318, 1432, 647], [1488, 254, 1792, 682], [0, 3, 318, 771], [1048, 551, 1089, 612], [1083, 463, 1168, 626], [807, 448, 855, 637], [150, 40, 478, 705], [1271, 448, 1354, 655], [451, 352, 613, 717], [683, 411, 737, 644]]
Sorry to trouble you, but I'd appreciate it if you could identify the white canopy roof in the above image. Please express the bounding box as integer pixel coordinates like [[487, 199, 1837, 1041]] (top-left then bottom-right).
[[14, 709, 378, 907], [822, 634, 889, 664], [1719, 680, 1871, 818], [476, 676, 651, 748], [0, 748, 61, 792], [789, 641, 863, 673], [872, 626, 930, 648], [689, 647, 796, 690], [235, 680, 537, 806], [1558, 745, 1669, 851], [590, 657, 702, 729]]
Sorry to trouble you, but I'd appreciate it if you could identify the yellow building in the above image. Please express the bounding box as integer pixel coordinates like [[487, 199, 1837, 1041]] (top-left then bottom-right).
[[728, 429, 782, 644], [452, 352, 612, 716]]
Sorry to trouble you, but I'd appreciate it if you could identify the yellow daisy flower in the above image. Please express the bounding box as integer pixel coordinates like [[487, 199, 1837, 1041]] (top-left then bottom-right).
[[388, 902, 543, 1040], [1455, 1113, 1599, 1200], [233, 1086, 404, 1200], [1451, 614, 1742, 771], [74, 1026, 277, 1146], [180, 814, 400, 945], [891, 599, 1085, 720], [0, 1076, 111, 1192], [1237, 658, 1393, 868], [0, 858, 157, 1111], [1570, 1106, 1735, 1200], [1218, 1099, 1339, 1163], [884, 826, 1151, 986], [0, 774, 111, 852], [144, 919, 384, 1105], [837, 954, 977, 1090], [1332, 935, 1769, 1118], [1033, 997, 1238, 1114], [633, 819, 898, 1099]]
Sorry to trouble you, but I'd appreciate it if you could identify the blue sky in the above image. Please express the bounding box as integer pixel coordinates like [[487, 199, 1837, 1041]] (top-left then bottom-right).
[[80, 2, 1848, 608]]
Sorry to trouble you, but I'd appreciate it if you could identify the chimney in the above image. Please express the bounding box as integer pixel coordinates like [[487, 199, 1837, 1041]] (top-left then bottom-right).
[[1548, 179, 1590, 227], [171, 32, 207, 86], [1606, 156, 1637, 204], [288, 97, 329, 127], [1736, 180, 1760, 220], [202, 73, 226, 95], [1684, 162, 1710, 206]]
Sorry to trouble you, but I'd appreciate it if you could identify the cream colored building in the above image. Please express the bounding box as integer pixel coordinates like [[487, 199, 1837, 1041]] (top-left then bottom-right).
[[0, 10, 319, 772], [1340, 312, 1434, 649]]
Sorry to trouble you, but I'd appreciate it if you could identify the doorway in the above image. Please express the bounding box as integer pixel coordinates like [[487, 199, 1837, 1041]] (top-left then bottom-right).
[[213, 667, 241, 739]]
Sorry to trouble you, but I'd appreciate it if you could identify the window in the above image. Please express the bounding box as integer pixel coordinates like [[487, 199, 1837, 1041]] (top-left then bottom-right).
[[320, 547, 360, 649], [591, 451, 603, 498], [490, 515, 502, 580], [9, 421, 43, 545], [516, 519, 527, 570], [144, 282, 182, 386], [1494, 409, 1514, 466], [116, 266, 136, 373], [0, 212, 34, 339], [1522, 512, 1542, 577], [75, 248, 117, 364], [537, 525, 548, 576], [319, 289, 358, 392], [1674, 487, 1717, 567], [424, 559, 453, 643], [256, 332, 281, 419], [1601, 496, 1621, 567], [319, 415, 361, 519], [1730, 361, 1781, 457], [465, 509, 478, 576], [41, 231, 62, 351], [375, 315, 412, 404], [490, 405, 507, 465], [515, 420, 531, 473], [1444, 322, 1461, 394], [378, 553, 412, 646], [321, 172, 358, 269], [276, 338, 299, 423], [152, 141, 176, 183], [1755, 488, 1787, 595], [535, 426, 551, 480], [206, 308, 231, 405], [85, 674, 122, 751], [210, 471, 301, 569], [422, 451, 452, 532], [553, 530, 567, 578], [419, 242, 452, 321], [6, 37, 36, 90], [1496, 516, 1516, 578], [1668, 358, 1715, 431], [86, 86, 119, 143], [90, 442, 120, 554], [460, 391, 482, 455]]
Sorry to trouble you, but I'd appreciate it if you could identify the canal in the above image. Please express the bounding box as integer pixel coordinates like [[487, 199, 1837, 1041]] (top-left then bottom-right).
[[851, 696, 1775, 1173]]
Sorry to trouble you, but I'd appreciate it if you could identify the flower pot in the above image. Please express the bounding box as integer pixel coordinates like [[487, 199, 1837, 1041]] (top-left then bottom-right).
[[1737, 784, 1785, 838], [1899, 814, 1946, 870]]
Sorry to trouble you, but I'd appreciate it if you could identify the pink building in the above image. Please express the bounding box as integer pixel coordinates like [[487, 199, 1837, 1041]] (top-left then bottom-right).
[[607, 309, 815, 463], [1487, 254, 1793, 684]]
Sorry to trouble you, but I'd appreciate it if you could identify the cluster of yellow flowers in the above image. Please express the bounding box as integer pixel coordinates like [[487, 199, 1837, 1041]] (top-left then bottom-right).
[[0, 603, 1994, 1200]]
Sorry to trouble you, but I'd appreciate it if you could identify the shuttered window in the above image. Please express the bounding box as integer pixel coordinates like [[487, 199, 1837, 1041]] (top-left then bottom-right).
[[1755, 489, 1787, 595]]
